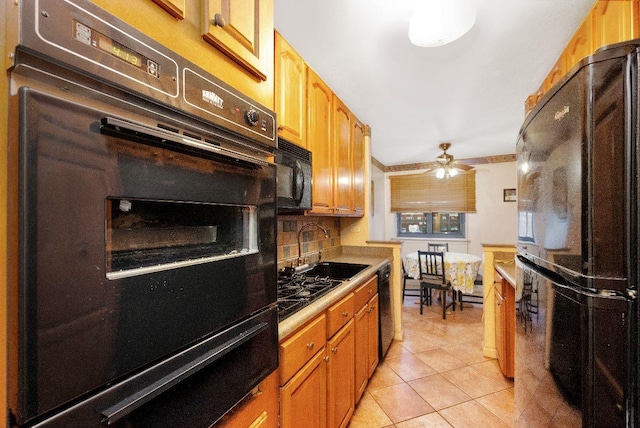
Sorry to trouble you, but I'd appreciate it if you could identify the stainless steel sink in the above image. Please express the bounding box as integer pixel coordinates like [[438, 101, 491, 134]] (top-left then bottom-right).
[[303, 262, 370, 280]]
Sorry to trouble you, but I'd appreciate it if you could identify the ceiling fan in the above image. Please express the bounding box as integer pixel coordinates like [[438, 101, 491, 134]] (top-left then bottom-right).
[[428, 143, 474, 178]]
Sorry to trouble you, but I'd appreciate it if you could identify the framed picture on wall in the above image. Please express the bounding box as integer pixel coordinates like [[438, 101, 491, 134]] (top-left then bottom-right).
[[503, 188, 516, 202]]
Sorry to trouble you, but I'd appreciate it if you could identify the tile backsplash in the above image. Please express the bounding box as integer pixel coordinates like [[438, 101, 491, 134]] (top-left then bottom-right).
[[277, 216, 341, 268]]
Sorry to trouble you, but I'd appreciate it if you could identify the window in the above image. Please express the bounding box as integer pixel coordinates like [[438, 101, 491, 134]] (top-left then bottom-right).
[[518, 211, 535, 242], [397, 212, 466, 238], [389, 171, 476, 213]]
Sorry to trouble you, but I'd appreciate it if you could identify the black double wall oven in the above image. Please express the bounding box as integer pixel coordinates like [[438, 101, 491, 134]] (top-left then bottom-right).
[[7, 1, 278, 426]]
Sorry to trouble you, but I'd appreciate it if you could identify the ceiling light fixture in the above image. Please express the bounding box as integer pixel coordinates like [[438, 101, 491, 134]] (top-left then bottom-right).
[[436, 164, 458, 179], [425, 143, 474, 179], [409, 0, 477, 47]]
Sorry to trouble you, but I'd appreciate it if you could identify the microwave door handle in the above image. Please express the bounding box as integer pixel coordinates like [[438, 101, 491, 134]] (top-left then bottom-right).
[[293, 160, 304, 205], [100, 321, 268, 425]]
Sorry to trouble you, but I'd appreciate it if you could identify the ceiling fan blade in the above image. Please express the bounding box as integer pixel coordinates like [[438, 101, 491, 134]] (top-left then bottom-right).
[[454, 163, 474, 171], [421, 165, 440, 173]]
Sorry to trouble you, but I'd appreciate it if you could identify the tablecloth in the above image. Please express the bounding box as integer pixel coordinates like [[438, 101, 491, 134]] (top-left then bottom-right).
[[404, 251, 482, 294]]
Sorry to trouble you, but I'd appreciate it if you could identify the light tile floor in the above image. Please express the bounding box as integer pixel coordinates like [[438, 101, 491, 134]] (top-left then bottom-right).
[[349, 295, 515, 427]]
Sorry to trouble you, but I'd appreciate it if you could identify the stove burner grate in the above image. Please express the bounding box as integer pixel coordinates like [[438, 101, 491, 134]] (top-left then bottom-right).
[[277, 272, 342, 321]]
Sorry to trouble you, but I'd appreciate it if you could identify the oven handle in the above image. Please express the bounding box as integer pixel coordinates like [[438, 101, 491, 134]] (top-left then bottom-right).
[[100, 321, 269, 425], [100, 116, 270, 167]]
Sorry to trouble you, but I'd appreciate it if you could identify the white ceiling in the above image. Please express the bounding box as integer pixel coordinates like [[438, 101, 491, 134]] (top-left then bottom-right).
[[274, 0, 597, 167]]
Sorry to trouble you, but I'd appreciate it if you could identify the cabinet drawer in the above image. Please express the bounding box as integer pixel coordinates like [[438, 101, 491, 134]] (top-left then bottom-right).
[[327, 293, 355, 339], [279, 314, 327, 385], [353, 276, 377, 310]]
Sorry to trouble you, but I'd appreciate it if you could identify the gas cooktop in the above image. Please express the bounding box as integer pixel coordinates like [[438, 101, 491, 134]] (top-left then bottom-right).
[[277, 271, 343, 321]]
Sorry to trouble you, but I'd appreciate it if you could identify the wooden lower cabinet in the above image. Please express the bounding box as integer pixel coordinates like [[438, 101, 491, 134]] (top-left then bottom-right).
[[327, 320, 355, 428], [215, 370, 279, 427], [494, 271, 515, 378], [366, 294, 379, 378], [354, 277, 379, 403], [279, 275, 380, 427], [280, 349, 328, 428]]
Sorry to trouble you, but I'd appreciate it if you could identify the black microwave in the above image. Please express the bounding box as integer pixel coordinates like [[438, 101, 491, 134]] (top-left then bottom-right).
[[275, 138, 312, 211]]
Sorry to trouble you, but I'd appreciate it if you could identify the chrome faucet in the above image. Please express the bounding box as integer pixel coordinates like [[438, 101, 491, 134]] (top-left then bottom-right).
[[297, 222, 329, 266]]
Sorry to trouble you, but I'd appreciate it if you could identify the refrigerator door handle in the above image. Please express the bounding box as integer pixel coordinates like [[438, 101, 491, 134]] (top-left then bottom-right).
[[516, 254, 569, 287]]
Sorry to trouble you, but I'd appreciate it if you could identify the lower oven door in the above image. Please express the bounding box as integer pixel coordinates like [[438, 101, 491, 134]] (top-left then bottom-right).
[[10, 87, 277, 425], [30, 306, 278, 428]]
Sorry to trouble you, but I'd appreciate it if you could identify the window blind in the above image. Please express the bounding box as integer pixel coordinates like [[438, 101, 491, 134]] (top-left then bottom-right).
[[389, 170, 476, 212]]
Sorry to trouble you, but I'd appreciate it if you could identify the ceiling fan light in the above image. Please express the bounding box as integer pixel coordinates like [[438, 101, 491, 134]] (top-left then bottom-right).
[[449, 167, 458, 177], [436, 167, 446, 179], [409, 0, 476, 47]]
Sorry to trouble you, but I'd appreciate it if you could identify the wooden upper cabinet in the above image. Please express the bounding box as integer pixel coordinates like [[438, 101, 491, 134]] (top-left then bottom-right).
[[351, 117, 366, 216], [564, 17, 593, 72], [544, 57, 565, 92], [275, 32, 307, 147], [307, 68, 334, 215], [592, 1, 640, 51], [333, 95, 352, 215], [202, 0, 269, 81], [152, 0, 186, 19]]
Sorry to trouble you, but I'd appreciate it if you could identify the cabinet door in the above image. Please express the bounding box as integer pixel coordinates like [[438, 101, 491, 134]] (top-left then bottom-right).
[[494, 279, 505, 373], [327, 320, 355, 428], [367, 294, 380, 378], [275, 32, 307, 147], [543, 57, 565, 92], [333, 95, 352, 215], [202, 0, 269, 80], [354, 304, 369, 403], [563, 17, 592, 72], [592, 1, 640, 51], [307, 68, 334, 214], [280, 349, 327, 428], [152, 0, 185, 19], [216, 371, 278, 428], [351, 116, 366, 216]]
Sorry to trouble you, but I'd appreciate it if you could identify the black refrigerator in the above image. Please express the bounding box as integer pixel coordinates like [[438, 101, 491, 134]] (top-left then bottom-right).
[[515, 39, 639, 427]]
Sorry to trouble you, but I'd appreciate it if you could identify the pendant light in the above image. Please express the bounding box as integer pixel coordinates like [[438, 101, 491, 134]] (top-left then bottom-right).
[[409, 0, 476, 47]]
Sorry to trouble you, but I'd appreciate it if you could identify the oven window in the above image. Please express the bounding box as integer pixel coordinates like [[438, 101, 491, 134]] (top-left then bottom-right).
[[106, 198, 257, 277]]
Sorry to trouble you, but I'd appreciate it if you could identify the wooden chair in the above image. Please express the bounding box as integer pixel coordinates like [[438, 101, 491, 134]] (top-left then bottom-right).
[[417, 251, 455, 319], [427, 242, 449, 253], [402, 259, 420, 302]]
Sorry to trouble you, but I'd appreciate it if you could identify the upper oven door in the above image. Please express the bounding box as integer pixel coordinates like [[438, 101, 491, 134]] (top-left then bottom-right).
[[11, 86, 276, 423]]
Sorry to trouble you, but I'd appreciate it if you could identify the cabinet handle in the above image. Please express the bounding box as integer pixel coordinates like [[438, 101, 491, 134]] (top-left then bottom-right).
[[307, 342, 314, 350], [366, 308, 371, 314], [324, 356, 329, 363], [342, 311, 349, 318], [212, 13, 226, 27], [332, 347, 338, 354], [370, 304, 376, 310]]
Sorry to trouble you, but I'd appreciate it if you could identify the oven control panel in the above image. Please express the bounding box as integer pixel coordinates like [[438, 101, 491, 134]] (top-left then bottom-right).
[[12, 0, 276, 148]]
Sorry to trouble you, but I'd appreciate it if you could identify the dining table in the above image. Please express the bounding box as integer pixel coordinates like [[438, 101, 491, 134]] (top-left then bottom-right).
[[403, 251, 482, 294]]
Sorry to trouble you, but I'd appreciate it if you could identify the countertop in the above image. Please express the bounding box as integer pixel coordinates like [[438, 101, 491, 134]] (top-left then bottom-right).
[[494, 261, 516, 287], [278, 254, 391, 340]]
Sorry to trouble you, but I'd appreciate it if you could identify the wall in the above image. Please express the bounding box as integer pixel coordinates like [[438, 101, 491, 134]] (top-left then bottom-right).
[[369, 163, 386, 241], [382, 162, 518, 265], [277, 216, 342, 268]]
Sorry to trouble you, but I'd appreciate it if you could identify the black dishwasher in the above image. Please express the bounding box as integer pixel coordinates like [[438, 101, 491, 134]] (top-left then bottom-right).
[[377, 263, 393, 359]]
